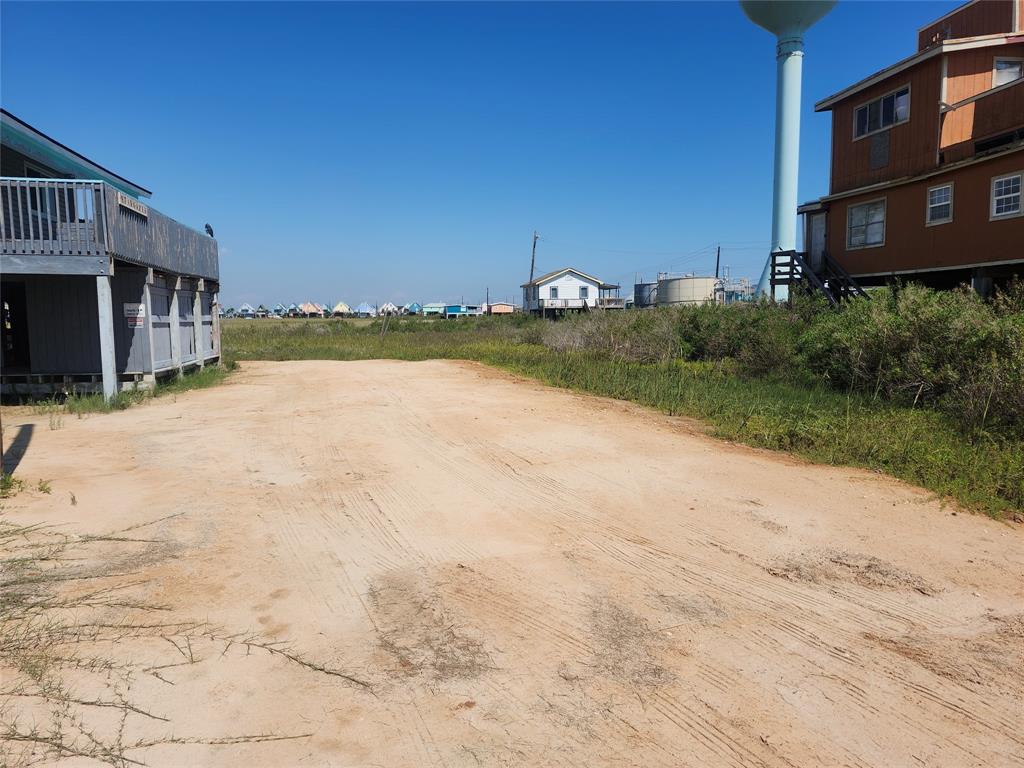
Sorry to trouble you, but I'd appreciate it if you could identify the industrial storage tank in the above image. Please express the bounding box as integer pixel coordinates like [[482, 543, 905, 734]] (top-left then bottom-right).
[[656, 275, 718, 306], [633, 281, 658, 308]]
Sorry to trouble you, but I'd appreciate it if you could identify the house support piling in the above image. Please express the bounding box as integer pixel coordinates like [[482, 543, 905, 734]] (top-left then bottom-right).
[[95, 274, 117, 401]]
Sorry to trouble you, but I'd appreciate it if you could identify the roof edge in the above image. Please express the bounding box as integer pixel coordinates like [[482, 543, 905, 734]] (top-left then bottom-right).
[[814, 33, 1016, 111], [1, 108, 152, 197], [521, 266, 605, 287]]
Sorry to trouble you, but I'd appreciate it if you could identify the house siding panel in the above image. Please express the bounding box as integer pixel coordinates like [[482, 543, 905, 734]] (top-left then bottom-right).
[[830, 59, 943, 194], [177, 287, 196, 363], [111, 265, 151, 374], [918, 0, 1016, 50], [827, 149, 1024, 276], [150, 286, 174, 370], [23, 275, 101, 374], [103, 191, 219, 281], [945, 48, 991, 105], [942, 79, 1024, 161], [941, 44, 1024, 105]]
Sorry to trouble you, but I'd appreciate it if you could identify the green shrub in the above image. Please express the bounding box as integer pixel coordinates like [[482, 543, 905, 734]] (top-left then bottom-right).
[[798, 283, 1024, 435], [525, 284, 1023, 438]]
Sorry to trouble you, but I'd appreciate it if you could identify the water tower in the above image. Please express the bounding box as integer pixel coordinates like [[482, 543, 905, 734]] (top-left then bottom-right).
[[741, 0, 835, 297]]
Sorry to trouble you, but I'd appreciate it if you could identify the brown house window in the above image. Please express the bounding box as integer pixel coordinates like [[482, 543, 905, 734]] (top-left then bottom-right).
[[991, 173, 1022, 219], [926, 184, 953, 226], [847, 199, 886, 249], [854, 86, 910, 139], [993, 58, 1024, 87]]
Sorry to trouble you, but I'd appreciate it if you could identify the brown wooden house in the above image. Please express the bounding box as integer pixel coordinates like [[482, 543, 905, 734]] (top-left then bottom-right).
[[800, 0, 1024, 294]]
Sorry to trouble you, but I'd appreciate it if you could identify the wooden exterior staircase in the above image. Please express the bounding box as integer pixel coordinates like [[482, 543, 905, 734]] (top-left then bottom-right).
[[770, 250, 868, 306]]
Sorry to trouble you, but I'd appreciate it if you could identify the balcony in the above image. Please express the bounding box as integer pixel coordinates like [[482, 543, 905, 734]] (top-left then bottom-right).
[[538, 298, 586, 309], [524, 295, 625, 312], [1, 178, 218, 279]]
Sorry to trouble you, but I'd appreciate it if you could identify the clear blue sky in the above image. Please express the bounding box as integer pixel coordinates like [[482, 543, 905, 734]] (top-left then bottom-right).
[[2, 1, 958, 307]]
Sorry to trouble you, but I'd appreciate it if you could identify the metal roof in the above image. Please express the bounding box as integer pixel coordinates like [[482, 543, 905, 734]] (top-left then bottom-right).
[[1, 108, 152, 198], [521, 266, 618, 289], [815, 33, 1023, 111]]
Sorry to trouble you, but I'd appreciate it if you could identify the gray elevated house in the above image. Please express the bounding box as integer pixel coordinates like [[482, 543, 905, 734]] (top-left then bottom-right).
[[1, 109, 220, 399]]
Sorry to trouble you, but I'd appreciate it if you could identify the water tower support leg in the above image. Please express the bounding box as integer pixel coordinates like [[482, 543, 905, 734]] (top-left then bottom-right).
[[758, 35, 805, 300]]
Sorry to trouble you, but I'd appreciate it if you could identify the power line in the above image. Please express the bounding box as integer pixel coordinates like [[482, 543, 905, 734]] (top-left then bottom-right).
[[539, 236, 721, 258]]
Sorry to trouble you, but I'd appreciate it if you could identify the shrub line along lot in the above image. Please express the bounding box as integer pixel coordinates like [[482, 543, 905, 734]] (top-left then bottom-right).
[[1, 358, 1022, 766]]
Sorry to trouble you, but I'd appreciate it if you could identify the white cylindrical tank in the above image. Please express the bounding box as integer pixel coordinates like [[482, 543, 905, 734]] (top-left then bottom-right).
[[656, 276, 717, 306]]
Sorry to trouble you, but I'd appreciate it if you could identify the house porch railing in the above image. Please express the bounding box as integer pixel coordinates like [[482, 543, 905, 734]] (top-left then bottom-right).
[[0, 178, 107, 256], [1, 177, 218, 280]]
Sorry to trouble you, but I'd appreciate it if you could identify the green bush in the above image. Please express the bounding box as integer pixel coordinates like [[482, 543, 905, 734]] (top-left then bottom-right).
[[527, 283, 1023, 438], [798, 283, 1024, 435]]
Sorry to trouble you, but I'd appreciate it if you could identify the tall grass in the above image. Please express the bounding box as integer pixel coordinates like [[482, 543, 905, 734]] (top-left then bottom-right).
[[222, 303, 1024, 517], [27, 364, 233, 418]]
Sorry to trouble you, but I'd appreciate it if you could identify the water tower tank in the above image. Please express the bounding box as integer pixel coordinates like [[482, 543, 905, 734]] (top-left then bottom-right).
[[740, 0, 836, 297], [741, 1, 835, 39]]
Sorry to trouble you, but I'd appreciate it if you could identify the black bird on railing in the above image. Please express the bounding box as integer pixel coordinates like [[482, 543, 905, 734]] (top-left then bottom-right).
[[204, 223, 215, 238]]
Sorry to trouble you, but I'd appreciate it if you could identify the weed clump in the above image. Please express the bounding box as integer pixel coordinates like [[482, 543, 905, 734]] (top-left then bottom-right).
[[0, 515, 366, 766]]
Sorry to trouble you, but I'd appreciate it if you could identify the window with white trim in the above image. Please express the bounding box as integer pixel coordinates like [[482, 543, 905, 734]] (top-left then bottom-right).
[[926, 184, 952, 225], [854, 86, 909, 138], [579, 286, 588, 300], [991, 173, 1022, 219], [993, 58, 1024, 87], [549, 286, 558, 299], [847, 199, 886, 248]]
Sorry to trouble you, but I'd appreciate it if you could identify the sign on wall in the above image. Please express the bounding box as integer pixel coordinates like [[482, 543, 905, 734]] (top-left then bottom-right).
[[124, 303, 146, 328], [117, 191, 149, 218]]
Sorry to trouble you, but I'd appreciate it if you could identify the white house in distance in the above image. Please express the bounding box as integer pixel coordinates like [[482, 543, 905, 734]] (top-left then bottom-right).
[[522, 267, 624, 317]]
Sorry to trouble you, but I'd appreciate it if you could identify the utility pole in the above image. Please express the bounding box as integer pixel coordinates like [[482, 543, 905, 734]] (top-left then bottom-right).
[[486, 286, 490, 307], [715, 244, 721, 279], [529, 231, 539, 284]]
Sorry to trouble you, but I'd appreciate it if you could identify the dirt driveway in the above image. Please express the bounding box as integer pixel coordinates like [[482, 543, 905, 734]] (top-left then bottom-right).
[[3, 360, 1022, 767]]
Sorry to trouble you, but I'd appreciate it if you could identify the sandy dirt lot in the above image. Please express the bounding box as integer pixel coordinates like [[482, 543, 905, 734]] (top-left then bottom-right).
[[2, 360, 1022, 767]]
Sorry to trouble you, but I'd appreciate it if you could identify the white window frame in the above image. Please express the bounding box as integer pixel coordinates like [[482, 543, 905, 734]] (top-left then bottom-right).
[[549, 285, 558, 299], [853, 84, 911, 141], [993, 57, 1024, 88], [579, 285, 589, 300], [846, 197, 887, 250], [990, 171, 1023, 221], [926, 182, 954, 226], [23, 161, 56, 178]]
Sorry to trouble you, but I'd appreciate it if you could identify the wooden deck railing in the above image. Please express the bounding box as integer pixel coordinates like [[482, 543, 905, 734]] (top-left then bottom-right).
[[1, 177, 219, 280], [0, 178, 107, 256]]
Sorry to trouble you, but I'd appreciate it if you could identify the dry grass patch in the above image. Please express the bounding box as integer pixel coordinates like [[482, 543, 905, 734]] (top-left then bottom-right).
[[0, 514, 369, 767]]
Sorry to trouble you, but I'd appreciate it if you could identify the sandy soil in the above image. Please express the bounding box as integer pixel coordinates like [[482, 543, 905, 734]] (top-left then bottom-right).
[[2, 360, 1022, 767]]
